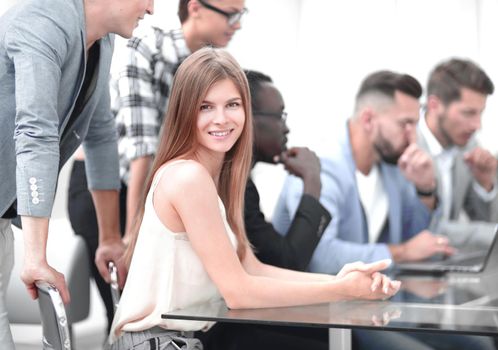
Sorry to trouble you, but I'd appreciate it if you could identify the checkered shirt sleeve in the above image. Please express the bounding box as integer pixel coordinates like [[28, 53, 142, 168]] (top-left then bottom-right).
[[111, 28, 187, 183]]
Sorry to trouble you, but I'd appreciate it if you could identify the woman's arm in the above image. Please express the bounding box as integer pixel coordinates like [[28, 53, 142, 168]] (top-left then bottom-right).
[[242, 249, 392, 284], [243, 248, 335, 282], [155, 161, 399, 309]]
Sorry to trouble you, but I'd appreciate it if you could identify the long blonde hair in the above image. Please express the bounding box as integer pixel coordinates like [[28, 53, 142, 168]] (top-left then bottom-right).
[[125, 47, 253, 264]]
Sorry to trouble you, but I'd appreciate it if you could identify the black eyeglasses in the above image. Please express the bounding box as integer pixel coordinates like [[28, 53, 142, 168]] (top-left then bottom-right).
[[253, 110, 288, 123], [197, 0, 248, 26]]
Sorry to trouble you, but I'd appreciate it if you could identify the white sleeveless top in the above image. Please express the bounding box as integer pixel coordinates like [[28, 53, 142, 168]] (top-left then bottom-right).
[[110, 160, 237, 342]]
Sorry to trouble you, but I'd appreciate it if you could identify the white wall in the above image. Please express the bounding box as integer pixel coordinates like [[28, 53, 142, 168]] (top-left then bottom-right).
[[0, 0, 16, 14], [233, 0, 498, 217], [234, 0, 498, 217], [3, 0, 498, 218], [146, 0, 497, 157]]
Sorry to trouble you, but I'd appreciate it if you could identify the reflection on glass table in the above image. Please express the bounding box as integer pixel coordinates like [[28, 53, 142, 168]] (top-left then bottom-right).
[[395, 269, 498, 307], [163, 295, 498, 336], [163, 299, 403, 330]]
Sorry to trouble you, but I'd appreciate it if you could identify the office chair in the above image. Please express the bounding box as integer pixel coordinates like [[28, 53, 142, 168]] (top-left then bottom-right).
[[6, 219, 91, 348], [36, 282, 72, 350]]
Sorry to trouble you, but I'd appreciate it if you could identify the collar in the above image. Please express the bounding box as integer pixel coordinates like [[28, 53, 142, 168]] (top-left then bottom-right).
[[170, 28, 191, 61]]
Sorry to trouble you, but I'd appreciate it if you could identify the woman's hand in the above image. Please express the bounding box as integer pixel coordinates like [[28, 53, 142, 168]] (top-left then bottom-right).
[[336, 259, 392, 278], [339, 270, 400, 300], [336, 260, 401, 300]]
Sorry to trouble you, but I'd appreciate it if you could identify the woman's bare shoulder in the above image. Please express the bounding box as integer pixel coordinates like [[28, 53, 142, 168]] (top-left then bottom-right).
[[155, 159, 215, 195]]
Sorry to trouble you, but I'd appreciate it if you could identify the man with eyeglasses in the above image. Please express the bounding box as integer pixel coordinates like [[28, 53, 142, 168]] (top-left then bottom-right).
[[242, 70, 331, 272], [66, 0, 247, 334]]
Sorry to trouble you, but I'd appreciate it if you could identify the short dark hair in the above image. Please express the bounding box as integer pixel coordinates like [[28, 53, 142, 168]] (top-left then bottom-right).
[[427, 58, 494, 105], [356, 70, 422, 101], [178, 0, 189, 24], [244, 69, 273, 111]]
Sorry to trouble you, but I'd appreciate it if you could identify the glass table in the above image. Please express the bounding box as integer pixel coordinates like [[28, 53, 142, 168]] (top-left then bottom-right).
[[163, 249, 498, 349]]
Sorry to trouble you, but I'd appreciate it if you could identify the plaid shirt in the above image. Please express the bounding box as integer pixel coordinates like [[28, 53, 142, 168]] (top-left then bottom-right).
[[111, 27, 190, 184]]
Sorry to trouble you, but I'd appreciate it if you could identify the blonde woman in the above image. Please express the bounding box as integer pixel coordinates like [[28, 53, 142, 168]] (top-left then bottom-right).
[[108, 47, 401, 350]]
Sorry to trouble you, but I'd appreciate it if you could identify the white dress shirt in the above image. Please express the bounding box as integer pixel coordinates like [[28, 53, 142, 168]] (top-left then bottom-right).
[[356, 165, 388, 243]]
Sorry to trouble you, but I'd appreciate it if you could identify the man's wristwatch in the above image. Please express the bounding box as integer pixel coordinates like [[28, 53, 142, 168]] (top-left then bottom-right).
[[416, 187, 436, 197]]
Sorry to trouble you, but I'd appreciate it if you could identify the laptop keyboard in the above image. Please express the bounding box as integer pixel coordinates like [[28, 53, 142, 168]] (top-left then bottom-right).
[[440, 251, 486, 265]]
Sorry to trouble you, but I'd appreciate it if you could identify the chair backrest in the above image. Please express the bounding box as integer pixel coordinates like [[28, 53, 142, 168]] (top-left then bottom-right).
[[36, 282, 72, 350], [7, 219, 90, 325], [108, 261, 121, 314]]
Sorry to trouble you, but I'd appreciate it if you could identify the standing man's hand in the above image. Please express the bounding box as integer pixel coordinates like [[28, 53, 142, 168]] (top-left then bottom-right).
[[279, 147, 321, 198], [398, 143, 436, 193], [95, 238, 127, 289], [91, 189, 128, 288], [464, 147, 497, 192], [20, 216, 70, 304], [21, 262, 70, 304]]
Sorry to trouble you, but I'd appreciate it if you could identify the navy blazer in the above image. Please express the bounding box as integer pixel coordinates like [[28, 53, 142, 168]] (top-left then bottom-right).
[[245, 178, 331, 271]]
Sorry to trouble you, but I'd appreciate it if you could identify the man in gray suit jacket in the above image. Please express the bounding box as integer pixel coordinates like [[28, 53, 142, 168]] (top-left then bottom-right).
[[419, 58, 497, 226], [0, 0, 153, 347]]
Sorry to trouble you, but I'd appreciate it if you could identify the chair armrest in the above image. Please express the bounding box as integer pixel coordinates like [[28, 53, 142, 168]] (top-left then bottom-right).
[[108, 261, 121, 314]]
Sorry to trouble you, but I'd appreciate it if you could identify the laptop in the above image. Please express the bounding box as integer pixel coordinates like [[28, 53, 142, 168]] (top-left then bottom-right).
[[396, 225, 498, 273]]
